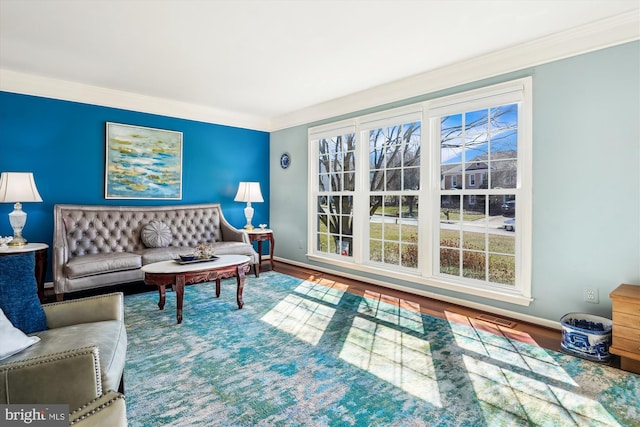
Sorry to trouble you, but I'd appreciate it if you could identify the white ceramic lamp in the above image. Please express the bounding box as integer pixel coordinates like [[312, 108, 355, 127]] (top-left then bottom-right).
[[234, 182, 263, 230], [0, 172, 43, 246]]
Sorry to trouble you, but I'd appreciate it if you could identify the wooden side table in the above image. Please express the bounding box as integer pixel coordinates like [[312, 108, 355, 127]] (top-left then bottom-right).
[[246, 229, 275, 272], [610, 283, 640, 374], [0, 242, 49, 303]]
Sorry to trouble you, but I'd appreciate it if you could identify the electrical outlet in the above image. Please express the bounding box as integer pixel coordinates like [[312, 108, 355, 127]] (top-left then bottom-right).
[[584, 288, 599, 304]]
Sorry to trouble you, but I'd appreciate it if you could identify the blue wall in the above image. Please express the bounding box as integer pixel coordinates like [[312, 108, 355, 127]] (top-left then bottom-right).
[[0, 92, 270, 280]]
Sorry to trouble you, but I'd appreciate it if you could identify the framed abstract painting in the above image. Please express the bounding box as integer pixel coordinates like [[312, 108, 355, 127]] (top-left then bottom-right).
[[105, 122, 183, 200]]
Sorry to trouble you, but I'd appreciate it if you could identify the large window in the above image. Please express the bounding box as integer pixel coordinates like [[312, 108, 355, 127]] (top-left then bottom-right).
[[308, 78, 532, 305]]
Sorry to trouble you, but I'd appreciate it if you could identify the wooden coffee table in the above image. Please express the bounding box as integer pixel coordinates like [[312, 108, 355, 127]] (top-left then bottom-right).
[[141, 254, 251, 324]]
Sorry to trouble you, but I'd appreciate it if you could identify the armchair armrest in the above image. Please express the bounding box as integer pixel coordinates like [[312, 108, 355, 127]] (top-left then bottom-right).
[[0, 347, 102, 410], [43, 292, 124, 329], [70, 391, 127, 427]]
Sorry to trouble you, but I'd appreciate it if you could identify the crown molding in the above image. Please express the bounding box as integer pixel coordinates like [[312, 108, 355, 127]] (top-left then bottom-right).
[[271, 11, 640, 131], [0, 69, 272, 132], [1, 11, 637, 133]]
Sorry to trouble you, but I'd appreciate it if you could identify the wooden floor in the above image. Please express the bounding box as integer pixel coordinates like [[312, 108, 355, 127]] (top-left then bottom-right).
[[273, 261, 563, 353]]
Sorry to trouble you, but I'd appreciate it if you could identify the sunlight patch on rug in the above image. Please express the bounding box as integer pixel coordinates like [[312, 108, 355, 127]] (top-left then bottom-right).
[[463, 355, 622, 426], [260, 280, 345, 345], [339, 316, 441, 406], [261, 293, 336, 345], [446, 310, 578, 386]]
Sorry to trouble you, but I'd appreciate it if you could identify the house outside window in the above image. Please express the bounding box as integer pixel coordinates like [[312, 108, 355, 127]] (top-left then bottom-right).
[[308, 78, 532, 305]]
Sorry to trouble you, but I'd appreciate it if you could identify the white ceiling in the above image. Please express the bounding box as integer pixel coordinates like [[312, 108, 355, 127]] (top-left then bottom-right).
[[1, 0, 639, 129]]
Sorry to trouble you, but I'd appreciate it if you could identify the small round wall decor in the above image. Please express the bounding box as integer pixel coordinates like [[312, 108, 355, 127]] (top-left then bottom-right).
[[280, 152, 291, 169]]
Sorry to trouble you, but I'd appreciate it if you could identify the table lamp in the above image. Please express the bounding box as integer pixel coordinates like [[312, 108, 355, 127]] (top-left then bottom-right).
[[0, 172, 43, 246], [234, 182, 263, 230]]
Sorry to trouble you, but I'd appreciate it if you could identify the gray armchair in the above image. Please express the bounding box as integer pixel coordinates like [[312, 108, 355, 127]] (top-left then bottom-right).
[[0, 292, 127, 424]]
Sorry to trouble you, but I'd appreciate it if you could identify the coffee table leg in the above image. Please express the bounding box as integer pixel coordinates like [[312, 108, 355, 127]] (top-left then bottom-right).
[[236, 264, 246, 309], [158, 284, 166, 310], [215, 278, 221, 298], [175, 275, 185, 324]]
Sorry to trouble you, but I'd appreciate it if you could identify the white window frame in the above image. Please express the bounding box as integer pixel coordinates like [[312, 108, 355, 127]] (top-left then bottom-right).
[[307, 77, 533, 306]]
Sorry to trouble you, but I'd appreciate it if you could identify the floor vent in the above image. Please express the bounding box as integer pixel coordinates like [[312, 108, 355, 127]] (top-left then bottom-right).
[[476, 314, 517, 328]]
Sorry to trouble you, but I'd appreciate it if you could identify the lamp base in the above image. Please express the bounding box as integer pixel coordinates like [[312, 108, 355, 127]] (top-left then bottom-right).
[[8, 236, 27, 246], [8, 203, 28, 247]]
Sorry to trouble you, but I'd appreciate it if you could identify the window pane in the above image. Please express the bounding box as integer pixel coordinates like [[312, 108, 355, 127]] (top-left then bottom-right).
[[466, 109, 488, 134], [369, 130, 385, 169], [441, 137, 463, 166], [463, 250, 486, 280], [403, 167, 419, 191], [370, 239, 382, 262], [370, 170, 384, 191], [329, 234, 340, 253], [441, 194, 460, 221], [401, 243, 418, 268], [440, 248, 460, 275], [491, 159, 517, 189], [465, 134, 487, 163], [402, 195, 419, 219], [319, 174, 330, 191], [319, 155, 329, 174], [384, 241, 400, 264], [344, 171, 355, 191], [489, 254, 515, 285], [316, 233, 328, 252], [488, 233, 515, 255], [490, 105, 517, 133], [465, 161, 487, 189], [387, 168, 401, 191]]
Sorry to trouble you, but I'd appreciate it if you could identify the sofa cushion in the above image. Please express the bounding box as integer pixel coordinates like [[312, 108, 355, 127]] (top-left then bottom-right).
[[212, 241, 256, 256], [0, 308, 40, 360], [66, 253, 142, 279], [141, 220, 172, 248], [138, 247, 193, 265], [0, 252, 47, 334]]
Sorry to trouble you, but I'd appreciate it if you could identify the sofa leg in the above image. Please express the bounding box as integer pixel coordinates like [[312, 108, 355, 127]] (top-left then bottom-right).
[[118, 375, 125, 394], [254, 264, 260, 277], [55, 293, 64, 302]]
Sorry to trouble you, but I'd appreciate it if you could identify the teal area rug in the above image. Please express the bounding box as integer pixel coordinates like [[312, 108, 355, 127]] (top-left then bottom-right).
[[124, 271, 640, 426]]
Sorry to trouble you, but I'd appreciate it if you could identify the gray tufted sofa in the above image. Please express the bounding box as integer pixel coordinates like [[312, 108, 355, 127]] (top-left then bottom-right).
[[53, 203, 259, 300]]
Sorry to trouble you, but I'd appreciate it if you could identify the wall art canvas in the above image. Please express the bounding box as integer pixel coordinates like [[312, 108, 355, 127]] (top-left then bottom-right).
[[105, 122, 183, 199]]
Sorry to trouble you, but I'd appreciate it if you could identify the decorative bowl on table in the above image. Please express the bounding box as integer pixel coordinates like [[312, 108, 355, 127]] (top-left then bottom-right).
[[179, 254, 197, 262]]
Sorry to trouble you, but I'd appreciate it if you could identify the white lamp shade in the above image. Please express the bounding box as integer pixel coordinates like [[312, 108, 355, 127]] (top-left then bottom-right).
[[234, 182, 263, 203], [0, 172, 43, 203]]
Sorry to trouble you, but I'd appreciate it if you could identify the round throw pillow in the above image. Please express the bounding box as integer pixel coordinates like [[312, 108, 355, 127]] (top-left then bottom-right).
[[141, 221, 172, 248]]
